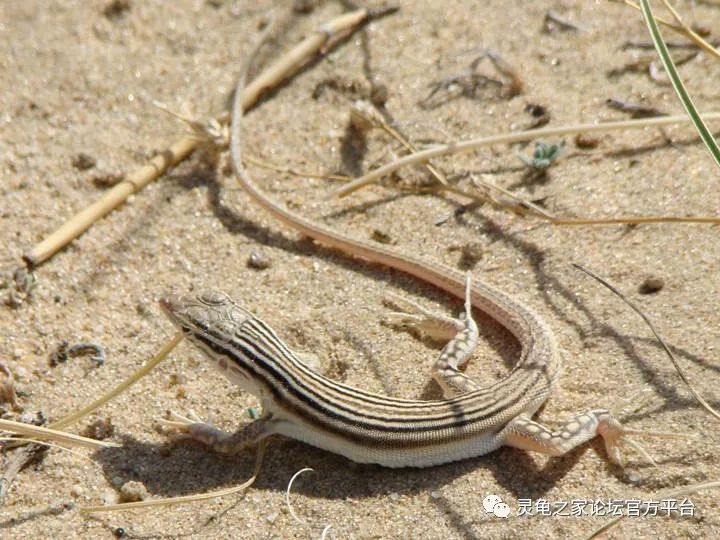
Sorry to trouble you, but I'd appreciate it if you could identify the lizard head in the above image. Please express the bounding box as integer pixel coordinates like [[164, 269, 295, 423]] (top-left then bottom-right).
[[159, 291, 271, 398]]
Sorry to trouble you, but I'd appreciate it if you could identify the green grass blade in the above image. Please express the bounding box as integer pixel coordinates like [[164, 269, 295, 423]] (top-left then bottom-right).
[[640, 0, 720, 169]]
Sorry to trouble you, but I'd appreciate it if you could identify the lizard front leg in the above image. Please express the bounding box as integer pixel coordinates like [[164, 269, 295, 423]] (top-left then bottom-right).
[[161, 412, 277, 455]]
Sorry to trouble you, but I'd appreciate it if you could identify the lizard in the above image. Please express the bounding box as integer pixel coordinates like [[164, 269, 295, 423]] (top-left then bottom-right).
[[157, 54, 673, 469]]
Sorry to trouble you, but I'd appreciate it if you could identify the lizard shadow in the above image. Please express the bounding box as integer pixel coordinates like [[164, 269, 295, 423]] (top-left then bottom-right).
[[92, 428, 603, 508]]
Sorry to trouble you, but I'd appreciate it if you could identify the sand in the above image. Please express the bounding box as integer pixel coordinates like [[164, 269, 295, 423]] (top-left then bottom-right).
[[1, 1, 719, 538]]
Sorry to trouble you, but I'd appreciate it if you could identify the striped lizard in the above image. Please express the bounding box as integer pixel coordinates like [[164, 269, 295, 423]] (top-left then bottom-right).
[[159, 72, 672, 470]]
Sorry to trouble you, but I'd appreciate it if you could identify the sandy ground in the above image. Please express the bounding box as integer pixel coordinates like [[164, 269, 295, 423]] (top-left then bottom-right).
[[1, 1, 720, 538]]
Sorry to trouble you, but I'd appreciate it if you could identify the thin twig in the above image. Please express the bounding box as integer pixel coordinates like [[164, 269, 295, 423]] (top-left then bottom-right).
[[0, 419, 118, 450], [240, 156, 720, 225], [553, 215, 720, 224], [614, 0, 720, 60], [351, 100, 449, 185], [285, 467, 333, 536], [243, 155, 350, 182], [286, 468, 313, 524], [0, 436, 106, 507], [606, 97, 666, 118], [468, 175, 555, 219], [573, 264, 720, 422], [332, 112, 720, 197], [544, 10, 586, 32], [618, 0, 720, 60], [622, 39, 720, 50]]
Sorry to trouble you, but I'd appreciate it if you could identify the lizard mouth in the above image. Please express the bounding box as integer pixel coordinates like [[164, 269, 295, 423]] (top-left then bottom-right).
[[158, 296, 177, 315], [158, 295, 192, 323]]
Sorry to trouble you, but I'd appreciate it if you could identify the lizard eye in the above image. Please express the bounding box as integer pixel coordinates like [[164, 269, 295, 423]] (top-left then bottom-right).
[[200, 291, 228, 305]]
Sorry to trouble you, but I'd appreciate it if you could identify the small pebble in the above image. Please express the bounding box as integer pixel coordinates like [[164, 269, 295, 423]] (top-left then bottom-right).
[[638, 276, 664, 294], [247, 252, 272, 270], [91, 172, 124, 188], [119, 480, 149, 503], [625, 470, 642, 484], [370, 83, 389, 107], [458, 242, 483, 270], [297, 352, 321, 371], [70, 485, 84, 497], [103, 0, 131, 20], [83, 417, 115, 440], [19, 410, 45, 425], [574, 133, 601, 149], [71, 153, 96, 171], [524, 103, 547, 117], [371, 229, 394, 244]]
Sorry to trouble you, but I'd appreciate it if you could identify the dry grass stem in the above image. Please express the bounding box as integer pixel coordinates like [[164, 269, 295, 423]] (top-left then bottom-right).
[[333, 112, 720, 197], [618, 0, 720, 60], [286, 467, 313, 525], [48, 333, 183, 431], [351, 100, 449, 185], [0, 419, 118, 450], [245, 157, 720, 225], [243, 155, 350, 182]]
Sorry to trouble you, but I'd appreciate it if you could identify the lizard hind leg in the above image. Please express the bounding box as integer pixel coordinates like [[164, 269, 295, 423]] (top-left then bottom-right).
[[501, 410, 687, 467]]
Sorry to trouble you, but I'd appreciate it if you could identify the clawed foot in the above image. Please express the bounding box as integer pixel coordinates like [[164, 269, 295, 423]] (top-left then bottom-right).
[[597, 412, 689, 468], [504, 410, 690, 470], [158, 410, 227, 447], [383, 291, 465, 341], [159, 410, 274, 456]]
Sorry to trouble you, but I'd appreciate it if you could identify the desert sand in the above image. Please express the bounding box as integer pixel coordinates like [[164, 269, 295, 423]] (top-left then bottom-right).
[[1, 1, 719, 538]]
